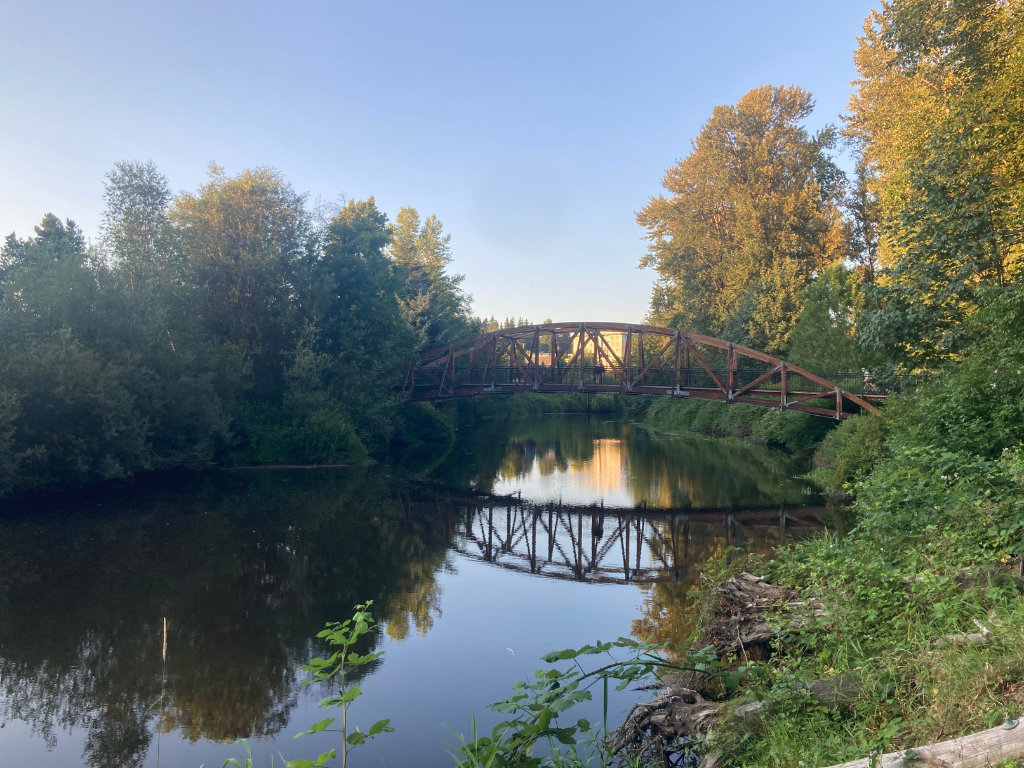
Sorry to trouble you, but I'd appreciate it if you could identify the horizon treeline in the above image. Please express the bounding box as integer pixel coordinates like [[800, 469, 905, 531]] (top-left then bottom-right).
[[0, 162, 478, 496]]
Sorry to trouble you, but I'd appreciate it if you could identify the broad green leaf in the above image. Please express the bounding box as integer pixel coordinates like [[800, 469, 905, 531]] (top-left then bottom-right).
[[293, 717, 336, 738], [346, 730, 367, 746]]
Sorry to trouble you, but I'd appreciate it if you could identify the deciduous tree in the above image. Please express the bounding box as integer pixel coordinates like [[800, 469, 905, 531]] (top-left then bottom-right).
[[638, 85, 848, 353]]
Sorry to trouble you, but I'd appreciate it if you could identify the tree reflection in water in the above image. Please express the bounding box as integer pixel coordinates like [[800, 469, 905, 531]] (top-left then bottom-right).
[[0, 416, 822, 767], [0, 467, 449, 767]]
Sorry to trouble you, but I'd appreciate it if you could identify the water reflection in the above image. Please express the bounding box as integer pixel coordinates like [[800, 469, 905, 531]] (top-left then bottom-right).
[[0, 468, 449, 766], [446, 498, 821, 584], [469, 418, 815, 509], [0, 417, 822, 767]]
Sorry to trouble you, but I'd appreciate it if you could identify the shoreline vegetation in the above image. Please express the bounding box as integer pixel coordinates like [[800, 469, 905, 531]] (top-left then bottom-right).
[[2, 0, 1024, 766]]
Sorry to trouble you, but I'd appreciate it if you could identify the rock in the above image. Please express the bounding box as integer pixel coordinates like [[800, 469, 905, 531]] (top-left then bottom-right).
[[724, 698, 773, 733], [809, 676, 860, 708]]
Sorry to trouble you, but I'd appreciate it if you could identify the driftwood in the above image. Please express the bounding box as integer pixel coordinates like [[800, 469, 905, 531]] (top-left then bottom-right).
[[823, 720, 1024, 767], [666, 572, 827, 695], [697, 572, 827, 657], [607, 687, 718, 755], [705, 572, 797, 656], [610, 572, 840, 761]]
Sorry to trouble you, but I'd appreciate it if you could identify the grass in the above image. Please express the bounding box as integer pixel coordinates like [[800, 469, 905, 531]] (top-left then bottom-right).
[[704, 446, 1024, 766]]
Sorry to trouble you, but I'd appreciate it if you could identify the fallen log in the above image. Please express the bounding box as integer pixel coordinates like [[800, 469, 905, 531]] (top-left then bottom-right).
[[822, 719, 1024, 767]]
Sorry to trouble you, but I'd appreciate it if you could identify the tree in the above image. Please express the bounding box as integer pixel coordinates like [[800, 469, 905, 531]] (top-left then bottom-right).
[[101, 160, 171, 302], [848, 0, 1024, 368], [786, 264, 867, 373], [303, 198, 417, 455], [389, 206, 476, 350], [638, 85, 848, 353], [169, 164, 307, 383]]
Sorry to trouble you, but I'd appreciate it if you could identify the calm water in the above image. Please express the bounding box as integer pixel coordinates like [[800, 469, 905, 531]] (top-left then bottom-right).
[[0, 417, 821, 768]]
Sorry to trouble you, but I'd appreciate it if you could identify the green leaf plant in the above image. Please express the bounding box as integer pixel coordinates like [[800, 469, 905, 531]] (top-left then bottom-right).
[[293, 601, 395, 768], [222, 601, 392, 768], [449, 637, 744, 768]]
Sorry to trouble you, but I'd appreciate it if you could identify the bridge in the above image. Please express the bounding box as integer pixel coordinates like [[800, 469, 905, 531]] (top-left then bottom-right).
[[399, 322, 883, 420], [405, 485, 826, 585]]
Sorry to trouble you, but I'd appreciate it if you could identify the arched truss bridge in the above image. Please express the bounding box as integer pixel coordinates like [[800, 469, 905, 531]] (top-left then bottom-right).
[[399, 322, 883, 420]]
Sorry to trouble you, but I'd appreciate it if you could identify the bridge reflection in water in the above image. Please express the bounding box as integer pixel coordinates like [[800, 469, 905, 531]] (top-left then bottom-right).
[[412, 490, 824, 585]]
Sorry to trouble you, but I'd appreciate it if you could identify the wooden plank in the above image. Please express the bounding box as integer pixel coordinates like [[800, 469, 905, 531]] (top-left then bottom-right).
[[823, 721, 1024, 767]]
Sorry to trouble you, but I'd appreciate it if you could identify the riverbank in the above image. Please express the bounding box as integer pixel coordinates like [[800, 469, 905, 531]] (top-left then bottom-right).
[[627, 397, 836, 456], [621, 439, 1024, 767]]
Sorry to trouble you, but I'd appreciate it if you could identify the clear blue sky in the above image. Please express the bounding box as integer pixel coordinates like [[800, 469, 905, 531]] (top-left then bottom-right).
[[0, 0, 878, 323]]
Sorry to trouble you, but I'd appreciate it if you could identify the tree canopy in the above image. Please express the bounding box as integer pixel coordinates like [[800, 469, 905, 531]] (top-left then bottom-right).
[[638, 85, 848, 354], [0, 164, 474, 496]]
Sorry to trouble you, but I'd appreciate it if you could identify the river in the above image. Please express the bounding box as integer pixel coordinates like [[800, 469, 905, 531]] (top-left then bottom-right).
[[0, 415, 822, 768]]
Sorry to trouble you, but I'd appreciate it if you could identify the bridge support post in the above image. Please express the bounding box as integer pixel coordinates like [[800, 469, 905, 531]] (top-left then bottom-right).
[[727, 343, 737, 402], [673, 333, 681, 393]]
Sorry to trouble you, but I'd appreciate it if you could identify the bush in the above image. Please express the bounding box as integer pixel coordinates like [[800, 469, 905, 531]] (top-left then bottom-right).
[[641, 397, 834, 454], [809, 411, 890, 493]]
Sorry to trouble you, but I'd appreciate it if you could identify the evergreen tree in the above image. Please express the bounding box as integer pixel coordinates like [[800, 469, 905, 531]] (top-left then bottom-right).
[[389, 206, 476, 350]]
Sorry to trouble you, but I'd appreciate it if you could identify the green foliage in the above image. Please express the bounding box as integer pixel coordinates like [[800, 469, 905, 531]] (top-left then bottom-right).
[[787, 264, 870, 373], [450, 638, 740, 768], [301, 197, 418, 457], [882, 288, 1024, 459], [0, 163, 471, 495], [711, 443, 1024, 766], [638, 85, 848, 349], [640, 397, 832, 455], [851, 0, 1024, 369], [295, 602, 394, 768], [808, 412, 889, 494], [390, 206, 479, 351], [393, 401, 456, 470]]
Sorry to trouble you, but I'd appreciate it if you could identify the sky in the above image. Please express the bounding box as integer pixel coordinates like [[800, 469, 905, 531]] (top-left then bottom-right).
[[0, 0, 879, 324]]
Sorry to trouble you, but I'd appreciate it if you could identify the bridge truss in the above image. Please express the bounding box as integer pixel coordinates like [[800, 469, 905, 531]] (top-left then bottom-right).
[[399, 322, 882, 420], [405, 486, 825, 585]]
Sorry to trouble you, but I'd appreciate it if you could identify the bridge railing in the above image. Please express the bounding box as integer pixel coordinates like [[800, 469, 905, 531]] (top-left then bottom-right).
[[397, 323, 884, 419], [408, 365, 886, 396]]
